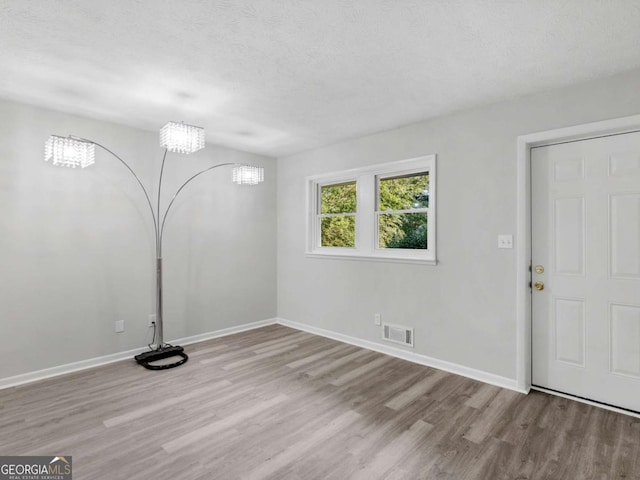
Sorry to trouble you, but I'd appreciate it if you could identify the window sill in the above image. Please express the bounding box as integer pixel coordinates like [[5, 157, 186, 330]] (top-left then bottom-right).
[[304, 251, 437, 265]]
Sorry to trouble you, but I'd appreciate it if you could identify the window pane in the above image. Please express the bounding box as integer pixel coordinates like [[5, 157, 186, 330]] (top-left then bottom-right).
[[379, 173, 429, 211], [321, 216, 356, 247], [378, 213, 427, 249], [321, 182, 357, 214]]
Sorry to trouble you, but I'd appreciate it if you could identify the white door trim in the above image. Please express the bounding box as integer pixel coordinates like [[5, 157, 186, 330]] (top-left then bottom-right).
[[516, 113, 640, 393]]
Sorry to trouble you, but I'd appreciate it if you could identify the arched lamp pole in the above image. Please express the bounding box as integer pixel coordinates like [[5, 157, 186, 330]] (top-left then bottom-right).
[[44, 122, 264, 369]]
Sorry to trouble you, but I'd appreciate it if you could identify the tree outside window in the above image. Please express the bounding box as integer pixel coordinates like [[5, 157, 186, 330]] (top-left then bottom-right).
[[319, 181, 356, 247], [377, 172, 429, 250], [306, 154, 436, 264]]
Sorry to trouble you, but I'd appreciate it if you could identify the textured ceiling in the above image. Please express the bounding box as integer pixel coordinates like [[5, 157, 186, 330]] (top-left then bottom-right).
[[1, 1, 640, 157]]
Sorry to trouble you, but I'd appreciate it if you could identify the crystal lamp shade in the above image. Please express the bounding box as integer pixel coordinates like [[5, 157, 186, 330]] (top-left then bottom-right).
[[160, 121, 205, 154], [44, 136, 95, 168], [232, 165, 264, 185]]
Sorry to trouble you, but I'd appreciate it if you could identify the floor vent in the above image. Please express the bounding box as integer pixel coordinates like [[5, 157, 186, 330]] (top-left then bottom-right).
[[382, 323, 414, 347]]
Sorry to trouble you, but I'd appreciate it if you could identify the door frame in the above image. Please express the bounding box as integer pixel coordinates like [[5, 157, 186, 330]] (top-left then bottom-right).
[[516, 113, 640, 393]]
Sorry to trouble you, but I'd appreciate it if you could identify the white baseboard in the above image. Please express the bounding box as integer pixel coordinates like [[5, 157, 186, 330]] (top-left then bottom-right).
[[171, 318, 276, 347], [0, 318, 278, 390], [276, 317, 526, 394], [1, 316, 524, 395], [0, 345, 150, 391]]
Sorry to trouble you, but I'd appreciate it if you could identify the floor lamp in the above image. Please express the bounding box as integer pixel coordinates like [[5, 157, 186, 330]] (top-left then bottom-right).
[[44, 122, 264, 370]]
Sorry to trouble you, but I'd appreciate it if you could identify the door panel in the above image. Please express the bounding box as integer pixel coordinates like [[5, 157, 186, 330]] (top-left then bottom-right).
[[553, 297, 585, 367], [553, 197, 585, 275], [610, 303, 640, 378], [532, 131, 640, 412], [610, 194, 640, 278]]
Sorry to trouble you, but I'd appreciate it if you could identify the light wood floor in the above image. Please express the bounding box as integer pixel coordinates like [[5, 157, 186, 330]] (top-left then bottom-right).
[[2, 324, 639, 479]]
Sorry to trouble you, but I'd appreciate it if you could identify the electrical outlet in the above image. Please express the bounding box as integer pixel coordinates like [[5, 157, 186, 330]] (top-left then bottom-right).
[[148, 314, 157, 327], [374, 313, 382, 326], [115, 320, 125, 333]]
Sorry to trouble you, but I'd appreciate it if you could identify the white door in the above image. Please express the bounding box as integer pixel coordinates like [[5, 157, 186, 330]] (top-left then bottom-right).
[[532, 130, 640, 413]]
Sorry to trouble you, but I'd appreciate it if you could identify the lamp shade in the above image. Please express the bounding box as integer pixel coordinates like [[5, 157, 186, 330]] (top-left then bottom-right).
[[159, 121, 205, 154], [232, 165, 264, 185], [44, 135, 95, 168]]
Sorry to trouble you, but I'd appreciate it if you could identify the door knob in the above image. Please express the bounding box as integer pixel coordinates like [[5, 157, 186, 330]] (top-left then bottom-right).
[[534, 281, 544, 291]]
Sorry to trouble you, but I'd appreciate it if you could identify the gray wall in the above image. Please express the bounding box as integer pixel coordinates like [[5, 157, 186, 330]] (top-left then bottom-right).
[[277, 68, 640, 381], [0, 99, 277, 379], [4, 68, 640, 384]]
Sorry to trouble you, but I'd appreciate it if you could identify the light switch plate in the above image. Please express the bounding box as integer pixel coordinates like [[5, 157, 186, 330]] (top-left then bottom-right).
[[498, 234, 513, 249]]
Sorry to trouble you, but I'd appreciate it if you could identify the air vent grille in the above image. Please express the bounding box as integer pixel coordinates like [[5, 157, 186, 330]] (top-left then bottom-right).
[[382, 323, 414, 347]]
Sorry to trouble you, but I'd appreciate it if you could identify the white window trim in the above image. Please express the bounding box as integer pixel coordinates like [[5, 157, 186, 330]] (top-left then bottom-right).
[[305, 155, 437, 265]]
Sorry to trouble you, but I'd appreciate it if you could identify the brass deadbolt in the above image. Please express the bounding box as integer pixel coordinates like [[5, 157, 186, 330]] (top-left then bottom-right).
[[535, 265, 544, 274]]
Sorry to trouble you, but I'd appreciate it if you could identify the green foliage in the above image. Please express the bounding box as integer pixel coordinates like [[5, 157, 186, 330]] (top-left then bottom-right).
[[321, 182, 356, 214], [320, 182, 357, 247], [378, 213, 404, 248], [321, 216, 355, 247], [379, 174, 429, 211], [386, 214, 428, 249], [378, 173, 429, 249], [319, 174, 429, 249]]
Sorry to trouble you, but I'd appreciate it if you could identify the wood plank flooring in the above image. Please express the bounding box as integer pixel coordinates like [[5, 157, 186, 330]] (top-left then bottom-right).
[[1, 324, 639, 479]]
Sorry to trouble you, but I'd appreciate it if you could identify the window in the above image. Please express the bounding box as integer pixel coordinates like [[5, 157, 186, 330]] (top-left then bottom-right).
[[377, 172, 429, 250], [306, 155, 436, 264], [320, 181, 357, 247]]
